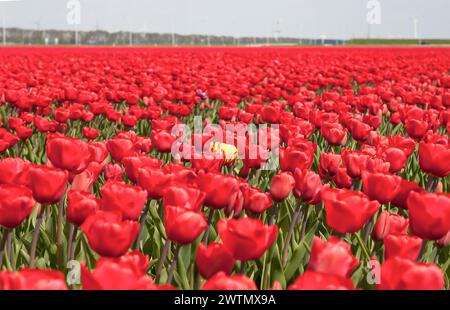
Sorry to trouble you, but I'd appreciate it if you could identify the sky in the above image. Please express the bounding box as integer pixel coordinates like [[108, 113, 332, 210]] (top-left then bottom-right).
[[1, 0, 449, 39]]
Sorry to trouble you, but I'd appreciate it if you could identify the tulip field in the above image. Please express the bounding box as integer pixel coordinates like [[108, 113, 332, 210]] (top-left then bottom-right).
[[0, 47, 449, 291]]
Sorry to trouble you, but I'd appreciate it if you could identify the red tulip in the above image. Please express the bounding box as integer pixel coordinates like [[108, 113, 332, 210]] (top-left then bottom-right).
[[81, 257, 168, 290], [82, 127, 99, 140], [46, 135, 91, 173], [151, 130, 177, 153], [103, 163, 124, 181], [218, 217, 277, 261], [0, 184, 36, 228], [162, 186, 205, 212], [164, 204, 207, 245], [122, 155, 161, 183], [332, 167, 353, 189], [361, 172, 402, 204], [321, 122, 347, 146], [384, 234, 422, 261], [241, 185, 273, 214], [342, 150, 368, 179], [27, 165, 68, 204], [81, 211, 139, 257], [319, 153, 341, 179], [202, 272, 257, 290], [383, 147, 407, 173], [111, 251, 150, 275], [0, 269, 68, 290], [137, 166, 172, 200], [391, 179, 424, 210], [66, 190, 100, 226], [405, 118, 428, 140], [407, 192, 450, 240], [293, 169, 322, 204], [196, 242, 236, 279], [308, 237, 359, 277], [71, 162, 102, 193], [269, 172, 295, 202], [279, 145, 314, 173], [101, 181, 147, 221], [197, 173, 243, 212], [418, 142, 450, 177], [348, 119, 371, 142], [366, 157, 390, 174], [288, 271, 355, 290], [0, 157, 30, 186], [372, 211, 409, 241], [322, 186, 380, 233], [378, 257, 444, 290], [107, 137, 136, 162]]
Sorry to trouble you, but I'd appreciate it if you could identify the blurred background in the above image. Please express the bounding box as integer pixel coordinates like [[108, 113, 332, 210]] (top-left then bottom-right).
[[1, 0, 449, 46]]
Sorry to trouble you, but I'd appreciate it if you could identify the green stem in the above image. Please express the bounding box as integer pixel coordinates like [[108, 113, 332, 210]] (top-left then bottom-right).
[[134, 203, 150, 250], [202, 209, 215, 245], [30, 208, 46, 268], [0, 228, 11, 267], [155, 239, 172, 284], [355, 231, 371, 261], [167, 244, 181, 284], [281, 203, 303, 267], [56, 192, 67, 269]]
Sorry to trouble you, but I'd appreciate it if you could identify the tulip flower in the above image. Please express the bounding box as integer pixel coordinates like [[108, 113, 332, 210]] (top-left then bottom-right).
[[378, 257, 444, 290], [81, 257, 171, 290], [218, 217, 277, 261], [101, 181, 147, 221], [407, 192, 450, 240], [122, 155, 161, 183], [196, 242, 236, 279], [308, 237, 359, 277], [164, 205, 207, 245], [279, 145, 315, 173], [0, 269, 68, 290], [0, 184, 36, 229], [384, 234, 423, 261], [342, 150, 369, 179], [82, 127, 99, 140], [46, 135, 92, 173], [320, 122, 347, 146], [391, 179, 424, 210], [269, 171, 295, 202], [322, 186, 380, 234], [137, 166, 172, 200], [26, 165, 68, 205], [0, 157, 30, 186], [106, 137, 136, 162], [202, 272, 257, 290], [361, 172, 402, 204], [151, 130, 177, 153], [81, 211, 139, 257], [197, 172, 243, 212], [319, 153, 341, 179], [383, 147, 407, 173], [293, 169, 322, 204], [371, 211, 409, 241], [162, 186, 205, 212], [66, 190, 100, 227], [241, 185, 273, 215], [103, 163, 124, 181], [418, 141, 450, 178], [288, 271, 355, 290]]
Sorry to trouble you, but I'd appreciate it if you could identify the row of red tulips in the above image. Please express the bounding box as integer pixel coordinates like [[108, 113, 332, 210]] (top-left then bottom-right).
[[0, 47, 449, 290]]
